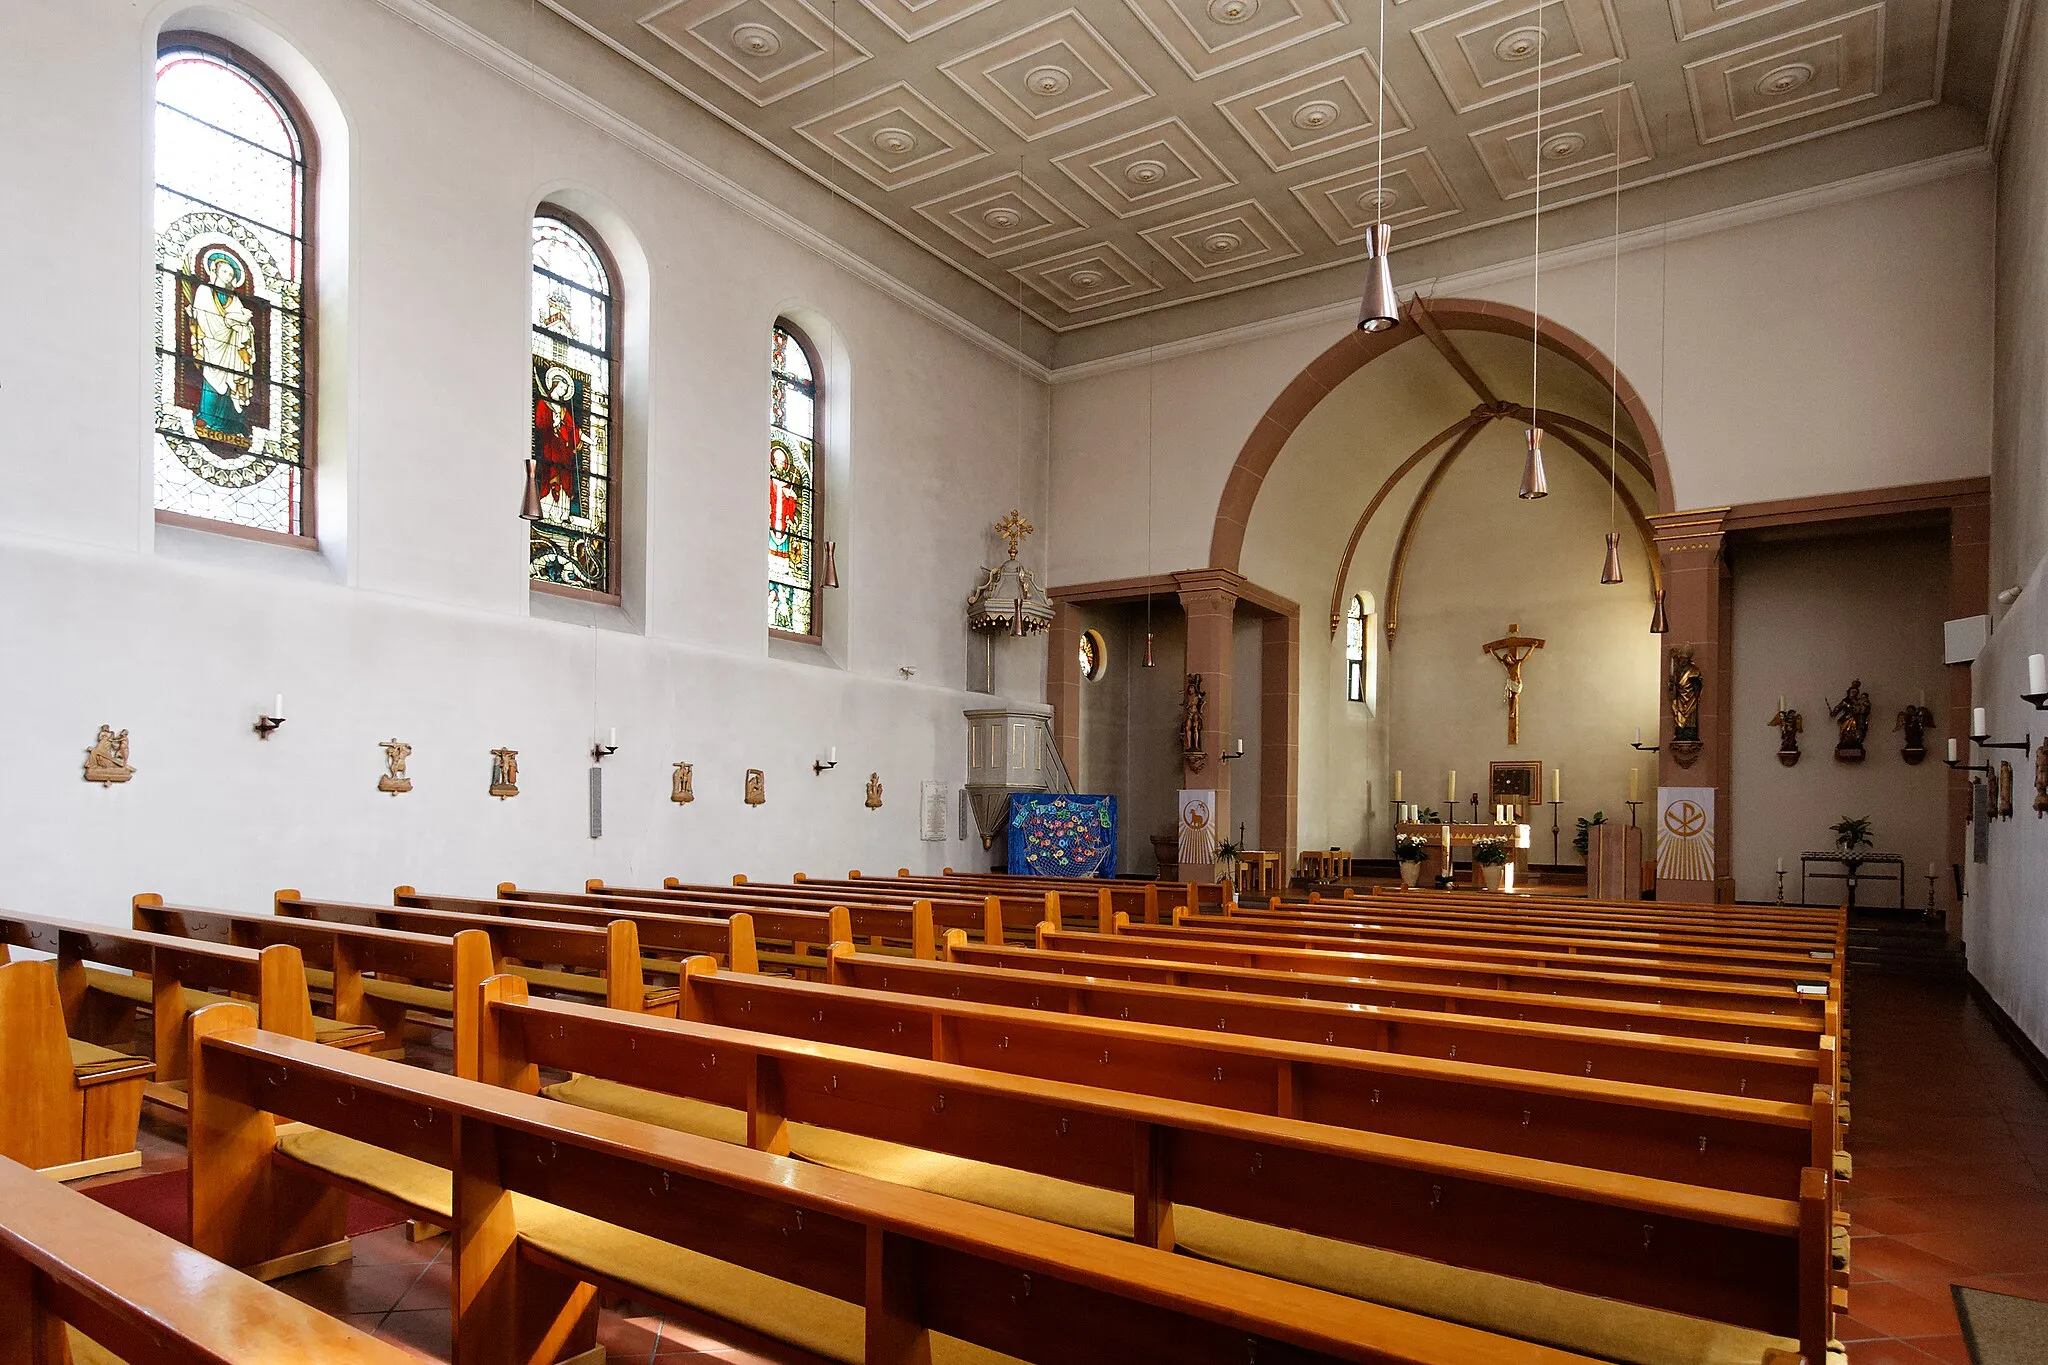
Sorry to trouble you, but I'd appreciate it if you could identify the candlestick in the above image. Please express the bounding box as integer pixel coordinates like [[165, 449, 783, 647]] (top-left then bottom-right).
[[1447, 770, 1456, 803], [1776, 856, 1784, 874], [1973, 707, 1988, 739], [1394, 769, 1403, 801], [1551, 768, 1561, 803], [1628, 767, 1640, 802]]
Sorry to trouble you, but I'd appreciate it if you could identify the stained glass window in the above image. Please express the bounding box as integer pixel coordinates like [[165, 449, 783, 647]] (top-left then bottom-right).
[[530, 213, 616, 594], [1346, 595, 1367, 704], [153, 44, 310, 537], [769, 322, 819, 636], [1079, 629, 1106, 681]]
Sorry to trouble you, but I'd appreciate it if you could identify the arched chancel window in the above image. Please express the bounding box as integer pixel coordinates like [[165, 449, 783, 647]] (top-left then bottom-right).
[[769, 322, 820, 637], [1345, 595, 1366, 703], [153, 40, 313, 540], [529, 211, 617, 596]]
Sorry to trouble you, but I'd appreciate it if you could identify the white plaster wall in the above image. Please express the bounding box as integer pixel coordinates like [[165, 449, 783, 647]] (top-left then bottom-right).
[[0, 0, 1048, 918], [1971, 555, 2048, 1052], [1048, 165, 1996, 592], [1074, 604, 1185, 874], [1727, 531, 1951, 906]]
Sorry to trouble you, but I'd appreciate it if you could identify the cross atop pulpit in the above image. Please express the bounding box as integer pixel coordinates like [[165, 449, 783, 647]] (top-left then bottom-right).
[[1482, 623, 1546, 746]]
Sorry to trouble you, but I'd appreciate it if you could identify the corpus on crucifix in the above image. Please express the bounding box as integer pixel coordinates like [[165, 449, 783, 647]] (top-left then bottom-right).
[[1482, 623, 1546, 746]]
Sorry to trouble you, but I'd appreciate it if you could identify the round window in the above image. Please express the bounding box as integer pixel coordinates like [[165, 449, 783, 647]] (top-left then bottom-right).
[[1079, 629, 1108, 682]]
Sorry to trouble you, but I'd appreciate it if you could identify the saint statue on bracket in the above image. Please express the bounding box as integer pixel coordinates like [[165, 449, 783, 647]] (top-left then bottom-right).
[[1830, 681, 1873, 762]]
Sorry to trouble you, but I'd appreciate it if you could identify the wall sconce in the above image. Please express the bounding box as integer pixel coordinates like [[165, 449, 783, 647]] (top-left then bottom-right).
[[813, 746, 839, 775], [2024, 653, 2048, 710], [1629, 725, 1660, 753], [591, 727, 619, 764], [1945, 738, 1990, 773], [1968, 707, 2031, 752], [1220, 738, 1246, 762], [253, 694, 286, 740]]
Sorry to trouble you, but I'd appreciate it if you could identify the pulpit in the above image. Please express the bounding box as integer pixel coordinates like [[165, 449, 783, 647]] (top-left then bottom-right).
[[1586, 824, 1645, 900]]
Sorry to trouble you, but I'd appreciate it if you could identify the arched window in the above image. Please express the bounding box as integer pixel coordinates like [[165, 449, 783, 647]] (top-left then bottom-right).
[[529, 212, 618, 596], [769, 321, 821, 637], [1345, 595, 1367, 703], [153, 40, 314, 541]]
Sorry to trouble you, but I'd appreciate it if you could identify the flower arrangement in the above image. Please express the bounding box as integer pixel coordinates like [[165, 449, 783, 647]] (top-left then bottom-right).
[[1394, 833, 1430, 864], [1471, 837, 1511, 867], [1830, 815, 1874, 872]]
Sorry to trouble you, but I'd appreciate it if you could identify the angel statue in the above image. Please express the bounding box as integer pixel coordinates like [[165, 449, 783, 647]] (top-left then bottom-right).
[[1830, 680, 1873, 762], [1895, 703, 1936, 765], [1768, 706, 1803, 767]]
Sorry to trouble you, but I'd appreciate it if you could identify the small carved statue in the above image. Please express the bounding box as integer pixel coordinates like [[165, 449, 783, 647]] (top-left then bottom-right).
[[1668, 649, 1704, 768], [378, 739, 413, 795], [2033, 740, 2047, 818], [1768, 707, 1803, 767], [83, 726, 134, 786], [489, 748, 519, 799], [744, 768, 766, 806], [1895, 704, 1936, 765], [1829, 680, 1873, 762], [1999, 760, 2015, 820], [1180, 673, 1207, 771], [865, 772, 884, 810], [671, 762, 695, 805]]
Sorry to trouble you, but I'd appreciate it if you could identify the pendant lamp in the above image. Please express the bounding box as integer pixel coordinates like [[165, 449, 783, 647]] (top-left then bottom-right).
[[1143, 630, 1156, 668], [1518, 429, 1548, 499], [1649, 588, 1669, 634], [1600, 531, 1624, 584], [821, 539, 840, 589], [519, 458, 543, 520], [1357, 224, 1398, 333]]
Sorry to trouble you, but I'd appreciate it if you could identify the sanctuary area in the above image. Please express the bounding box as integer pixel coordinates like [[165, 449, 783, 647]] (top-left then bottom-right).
[[4, 0, 2048, 1361]]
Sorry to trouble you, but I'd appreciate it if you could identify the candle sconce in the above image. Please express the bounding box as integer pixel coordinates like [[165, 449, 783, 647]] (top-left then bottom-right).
[[252, 713, 286, 740], [2025, 654, 2048, 710], [1220, 739, 1246, 762], [1974, 732, 2032, 754], [2023, 693, 2048, 711], [813, 750, 839, 776], [1945, 752, 1991, 774], [591, 741, 618, 763]]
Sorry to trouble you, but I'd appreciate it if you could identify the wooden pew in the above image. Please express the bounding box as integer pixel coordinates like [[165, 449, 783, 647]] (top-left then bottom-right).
[[186, 1009, 1651, 1365], [273, 892, 679, 1017], [561, 878, 1014, 951], [941, 938, 1830, 1048], [625, 877, 1060, 941], [797, 941, 1832, 1101], [133, 896, 492, 1058], [0, 1152, 418, 1364], [824, 871, 1173, 927], [0, 960, 153, 1181], [1036, 923, 1832, 1018], [1257, 893, 1845, 948], [470, 977, 1825, 1365], [0, 910, 366, 1091], [393, 887, 774, 974], [1361, 889, 1844, 935], [937, 869, 1238, 917]]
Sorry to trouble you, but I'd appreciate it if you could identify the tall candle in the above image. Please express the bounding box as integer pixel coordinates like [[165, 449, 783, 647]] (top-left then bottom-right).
[[1972, 707, 1987, 738], [1629, 768, 1641, 802], [273, 694, 285, 718], [1778, 695, 1786, 714], [1447, 770, 1456, 803], [1552, 769, 1561, 803], [1776, 856, 1784, 874], [2031, 655, 2048, 696], [1394, 770, 1404, 801], [1927, 862, 1937, 878], [609, 726, 617, 746], [1948, 737, 1959, 763], [1633, 725, 1641, 746]]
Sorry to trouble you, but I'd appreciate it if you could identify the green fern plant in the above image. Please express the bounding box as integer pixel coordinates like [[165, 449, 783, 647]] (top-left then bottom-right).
[[1572, 811, 1607, 857]]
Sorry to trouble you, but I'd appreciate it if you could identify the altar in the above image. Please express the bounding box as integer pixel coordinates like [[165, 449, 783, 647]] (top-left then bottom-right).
[[1397, 821, 1532, 889]]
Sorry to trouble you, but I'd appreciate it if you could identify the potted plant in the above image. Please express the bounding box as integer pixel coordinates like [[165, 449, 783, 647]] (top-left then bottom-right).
[[1394, 833, 1430, 888], [1213, 838, 1243, 885], [1830, 816, 1874, 901], [1572, 811, 1607, 858], [1471, 836, 1512, 891]]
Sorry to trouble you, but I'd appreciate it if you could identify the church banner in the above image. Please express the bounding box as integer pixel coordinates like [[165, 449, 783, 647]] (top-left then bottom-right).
[[1655, 786, 1717, 883], [1177, 790, 1217, 870], [1007, 793, 1117, 878]]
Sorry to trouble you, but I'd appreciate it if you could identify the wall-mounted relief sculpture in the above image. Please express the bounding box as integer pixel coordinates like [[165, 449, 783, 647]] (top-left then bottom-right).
[[1829, 680, 1872, 763], [83, 726, 134, 786], [1180, 674, 1207, 773], [744, 768, 766, 806], [1895, 704, 1935, 765], [489, 748, 519, 800], [2034, 740, 2047, 818], [1668, 649, 1703, 769], [378, 739, 413, 795], [1768, 706, 1803, 767], [671, 762, 694, 805], [866, 772, 884, 810], [1999, 760, 2015, 820]]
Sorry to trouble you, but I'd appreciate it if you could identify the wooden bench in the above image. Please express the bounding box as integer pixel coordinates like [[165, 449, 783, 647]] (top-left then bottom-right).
[[935, 870, 1237, 917], [0, 911, 372, 1093], [941, 938, 1830, 1048], [819, 872, 1170, 928], [1362, 888, 1844, 934], [1038, 923, 1832, 1019], [186, 1007, 1643, 1365], [0, 1152, 417, 1365], [0, 960, 153, 1181], [393, 887, 775, 974], [612, 877, 1050, 943], [274, 892, 679, 1017], [470, 976, 1825, 1365], [1264, 892, 1845, 943], [132, 896, 492, 1058]]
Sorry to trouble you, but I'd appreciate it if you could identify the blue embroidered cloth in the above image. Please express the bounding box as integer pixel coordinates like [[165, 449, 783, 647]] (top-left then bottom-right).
[[1006, 794, 1118, 878]]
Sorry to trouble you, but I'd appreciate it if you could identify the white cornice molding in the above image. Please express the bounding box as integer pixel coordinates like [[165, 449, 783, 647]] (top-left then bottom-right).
[[370, 0, 1053, 381], [1048, 145, 1994, 384]]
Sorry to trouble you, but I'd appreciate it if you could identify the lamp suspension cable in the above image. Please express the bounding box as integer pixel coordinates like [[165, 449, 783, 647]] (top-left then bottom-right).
[[1011, 163, 1028, 638], [1143, 342, 1157, 667], [1600, 87, 1624, 585], [1356, 0, 1399, 331], [1517, 24, 1548, 500]]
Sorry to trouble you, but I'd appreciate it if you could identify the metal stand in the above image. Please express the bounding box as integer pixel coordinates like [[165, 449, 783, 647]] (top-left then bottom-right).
[[1625, 800, 1642, 828], [1547, 800, 1563, 868], [1927, 870, 1939, 916], [1775, 869, 1786, 905]]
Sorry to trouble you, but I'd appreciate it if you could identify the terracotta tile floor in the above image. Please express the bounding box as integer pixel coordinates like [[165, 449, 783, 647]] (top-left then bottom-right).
[[66, 969, 2048, 1362], [1837, 970, 2048, 1361]]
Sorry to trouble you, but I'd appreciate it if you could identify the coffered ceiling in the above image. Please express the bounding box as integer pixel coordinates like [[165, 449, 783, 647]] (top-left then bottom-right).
[[524, 0, 2006, 359]]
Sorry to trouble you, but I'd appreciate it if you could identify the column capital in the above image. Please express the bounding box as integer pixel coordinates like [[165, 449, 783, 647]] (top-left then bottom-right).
[[1172, 567, 1246, 609], [1649, 508, 1730, 562]]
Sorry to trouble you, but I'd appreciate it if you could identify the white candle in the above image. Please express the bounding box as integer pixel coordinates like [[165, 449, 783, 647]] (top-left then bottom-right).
[[1629, 768, 1641, 802], [1948, 737, 1959, 763], [609, 726, 617, 746], [1973, 708, 1987, 738], [273, 694, 284, 718], [1778, 695, 1786, 714], [829, 746, 837, 762], [1633, 725, 1641, 745], [1927, 862, 1937, 878], [1552, 769, 1561, 803], [1235, 738, 1245, 755], [1447, 770, 1456, 803], [1776, 857, 1784, 874], [2031, 655, 2048, 696], [1394, 770, 1404, 801]]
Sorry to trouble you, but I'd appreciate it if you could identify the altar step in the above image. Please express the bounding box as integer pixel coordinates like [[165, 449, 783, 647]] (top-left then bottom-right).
[[1846, 916, 1966, 977]]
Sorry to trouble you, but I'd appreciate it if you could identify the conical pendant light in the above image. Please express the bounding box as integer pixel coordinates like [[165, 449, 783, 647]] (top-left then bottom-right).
[[1143, 629, 1155, 668], [1518, 428, 1548, 499], [1600, 531, 1624, 584], [821, 539, 840, 589], [1649, 588, 1669, 634], [519, 458, 543, 520], [1355, 0, 1399, 332]]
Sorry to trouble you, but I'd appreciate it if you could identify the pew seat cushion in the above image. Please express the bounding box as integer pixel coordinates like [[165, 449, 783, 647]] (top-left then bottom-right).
[[66, 1327, 127, 1365], [274, 1128, 1020, 1365], [305, 966, 456, 1013], [68, 1038, 152, 1082], [546, 1077, 1796, 1365]]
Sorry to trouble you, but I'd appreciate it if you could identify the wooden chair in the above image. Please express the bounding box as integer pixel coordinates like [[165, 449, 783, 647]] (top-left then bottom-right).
[[0, 961, 152, 1181], [186, 1007, 1661, 1365], [0, 1152, 417, 1364]]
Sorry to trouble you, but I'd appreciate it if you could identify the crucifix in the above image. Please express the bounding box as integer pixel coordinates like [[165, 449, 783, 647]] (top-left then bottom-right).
[[1482, 622, 1546, 746]]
